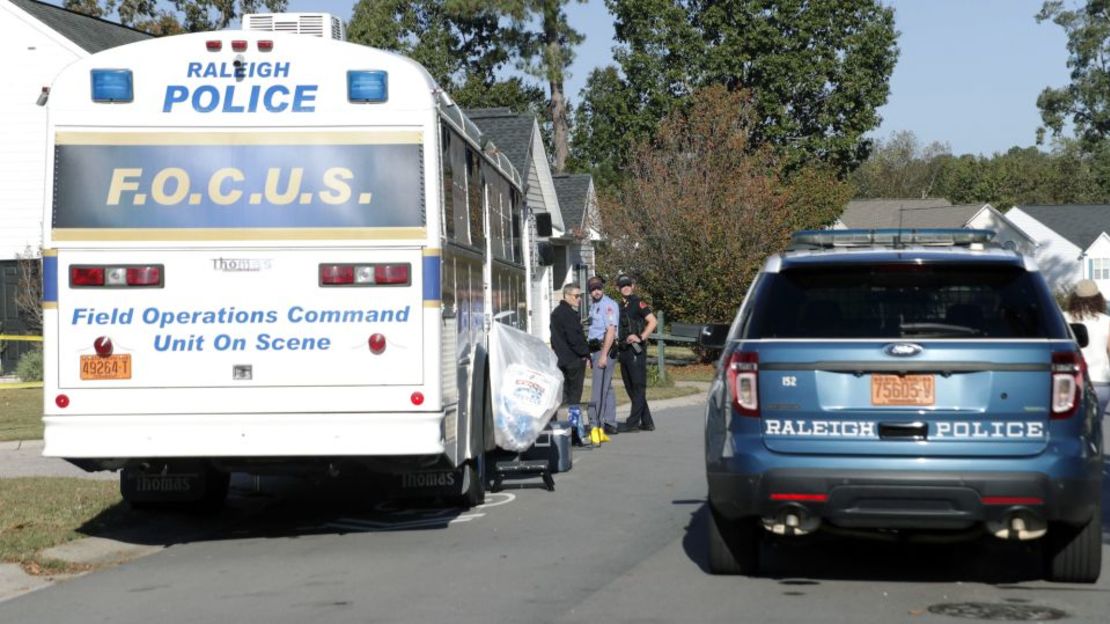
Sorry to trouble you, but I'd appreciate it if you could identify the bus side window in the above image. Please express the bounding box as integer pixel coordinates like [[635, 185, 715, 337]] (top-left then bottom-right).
[[441, 126, 455, 240], [466, 147, 484, 249], [450, 132, 469, 245], [510, 188, 522, 264]]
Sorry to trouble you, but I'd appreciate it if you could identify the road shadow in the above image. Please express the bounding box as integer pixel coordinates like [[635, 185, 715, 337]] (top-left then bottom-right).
[[72, 473, 490, 548], [680, 501, 1109, 585]]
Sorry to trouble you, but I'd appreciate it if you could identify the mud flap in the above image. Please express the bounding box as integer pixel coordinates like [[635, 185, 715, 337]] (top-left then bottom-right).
[[384, 466, 470, 500]]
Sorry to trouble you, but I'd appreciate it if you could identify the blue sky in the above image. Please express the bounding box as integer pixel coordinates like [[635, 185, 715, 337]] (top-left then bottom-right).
[[286, 0, 1073, 157]]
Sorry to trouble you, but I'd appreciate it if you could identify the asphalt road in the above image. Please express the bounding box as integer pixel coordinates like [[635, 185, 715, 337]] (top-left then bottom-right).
[[2, 403, 1108, 624]]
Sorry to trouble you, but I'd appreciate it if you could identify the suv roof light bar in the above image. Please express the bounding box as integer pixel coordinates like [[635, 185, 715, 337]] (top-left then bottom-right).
[[788, 228, 996, 251]]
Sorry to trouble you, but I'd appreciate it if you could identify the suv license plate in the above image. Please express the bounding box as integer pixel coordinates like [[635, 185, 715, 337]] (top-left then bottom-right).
[[80, 354, 132, 380], [871, 374, 934, 406]]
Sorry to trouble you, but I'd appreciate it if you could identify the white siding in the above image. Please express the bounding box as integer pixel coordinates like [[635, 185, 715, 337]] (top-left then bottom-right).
[[965, 205, 1036, 256], [0, 4, 84, 259], [1083, 234, 1110, 298], [1005, 207, 1084, 295]]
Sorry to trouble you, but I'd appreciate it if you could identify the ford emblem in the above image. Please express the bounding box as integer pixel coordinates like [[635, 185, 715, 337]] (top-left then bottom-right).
[[884, 343, 923, 357]]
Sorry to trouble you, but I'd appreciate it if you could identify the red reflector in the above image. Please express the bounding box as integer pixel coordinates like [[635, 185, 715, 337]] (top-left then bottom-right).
[[770, 493, 828, 502], [93, 336, 114, 357], [231, 40, 247, 52], [368, 333, 386, 354], [982, 496, 1043, 506], [55, 394, 70, 408], [320, 264, 354, 284], [206, 40, 222, 51], [126, 266, 161, 286], [411, 392, 424, 406], [258, 40, 273, 51], [375, 264, 410, 284], [71, 266, 105, 286]]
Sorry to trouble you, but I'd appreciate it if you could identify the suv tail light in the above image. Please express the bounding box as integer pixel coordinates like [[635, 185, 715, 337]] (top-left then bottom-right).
[[727, 351, 759, 417], [1050, 351, 1084, 419]]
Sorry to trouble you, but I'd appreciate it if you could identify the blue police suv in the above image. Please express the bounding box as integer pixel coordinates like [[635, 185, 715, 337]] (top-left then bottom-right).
[[704, 229, 1103, 583]]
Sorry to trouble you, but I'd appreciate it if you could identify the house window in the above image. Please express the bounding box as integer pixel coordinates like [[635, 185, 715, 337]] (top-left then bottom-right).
[[1092, 258, 1110, 280]]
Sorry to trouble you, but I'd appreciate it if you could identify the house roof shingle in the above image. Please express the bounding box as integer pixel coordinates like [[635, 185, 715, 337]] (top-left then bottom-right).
[[464, 108, 536, 176], [10, 0, 150, 53], [1015, 205, 1110, 249], [552, 174, 591, 231], [839, 198, 991, 229]]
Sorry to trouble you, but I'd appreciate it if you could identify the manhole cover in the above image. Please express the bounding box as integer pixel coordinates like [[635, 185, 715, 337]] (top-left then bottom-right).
[[927, 602, 1067, 621]]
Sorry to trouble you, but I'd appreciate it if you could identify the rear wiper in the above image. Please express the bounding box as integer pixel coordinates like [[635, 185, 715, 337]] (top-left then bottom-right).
[[899, 322, 981, 337]]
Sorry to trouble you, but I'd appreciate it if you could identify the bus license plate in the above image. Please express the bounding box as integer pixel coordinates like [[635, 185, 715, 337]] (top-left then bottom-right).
[[80, 354, 132, 380], [871, 374, 934, 406]]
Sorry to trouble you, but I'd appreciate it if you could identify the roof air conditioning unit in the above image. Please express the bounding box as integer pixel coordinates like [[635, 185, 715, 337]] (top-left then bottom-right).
[[242, 13, 345, 41]]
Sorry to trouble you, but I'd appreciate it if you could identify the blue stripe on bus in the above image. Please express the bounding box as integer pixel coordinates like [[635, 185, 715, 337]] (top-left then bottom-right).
[[42, 256, 58, 303], [423, 255, 440, 301]]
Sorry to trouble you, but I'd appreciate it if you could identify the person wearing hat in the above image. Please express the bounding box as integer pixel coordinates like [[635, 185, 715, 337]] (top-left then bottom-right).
[[586, 275, 620, 437], [1063, 279, 1110, 416], [616, 274, 658, 432]]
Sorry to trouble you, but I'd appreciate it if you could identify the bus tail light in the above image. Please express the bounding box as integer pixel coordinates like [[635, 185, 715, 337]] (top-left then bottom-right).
[[411, 392, 424, 406], [368, 333, 386, 354], [94, 336, 114, 357], [319, 263, 411, 286], [206, 40, 222, 51], [70, 265, 163, 288], [231, 40, 248, 52], [258, 40, 274, 52]]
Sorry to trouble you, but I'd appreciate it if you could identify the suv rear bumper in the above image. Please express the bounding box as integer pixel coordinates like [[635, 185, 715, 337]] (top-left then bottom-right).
[[708, 467, 1101, 530]]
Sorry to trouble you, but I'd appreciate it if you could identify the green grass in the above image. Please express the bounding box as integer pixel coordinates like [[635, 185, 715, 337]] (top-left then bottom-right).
[[0, 477, 128, 574], [0, 388, 43, 441]]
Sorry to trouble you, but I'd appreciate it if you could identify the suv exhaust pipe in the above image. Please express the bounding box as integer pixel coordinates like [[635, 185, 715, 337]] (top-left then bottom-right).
[[762, 504, 821, 536], [987, 509, 1046, 540]]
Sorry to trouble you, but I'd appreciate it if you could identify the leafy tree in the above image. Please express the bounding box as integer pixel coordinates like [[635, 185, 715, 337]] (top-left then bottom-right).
[[497, 1, 586, 174], [64, 1, 287, 34], [347, 0, 545, 114], [1036, 0, 1110, 149], [570, 66, 638, 187], [599, 86, 850, 323], [577, 0, 898, 180], [849, 131, 950, 199]]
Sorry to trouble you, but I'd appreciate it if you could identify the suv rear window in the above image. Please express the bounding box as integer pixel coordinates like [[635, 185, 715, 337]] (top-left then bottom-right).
[[744, 263, 1068, 339]]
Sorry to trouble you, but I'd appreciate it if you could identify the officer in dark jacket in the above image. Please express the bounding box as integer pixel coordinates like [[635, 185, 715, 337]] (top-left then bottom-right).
[[616, 274, 658, 432], [550, 283, 590, 407]]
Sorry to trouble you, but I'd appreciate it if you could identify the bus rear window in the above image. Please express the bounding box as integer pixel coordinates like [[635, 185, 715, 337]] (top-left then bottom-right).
[[744, 263, 1067, 340]]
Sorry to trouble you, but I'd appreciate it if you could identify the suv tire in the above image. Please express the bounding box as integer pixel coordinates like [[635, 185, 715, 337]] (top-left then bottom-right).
[[707, 507, 760, 575], [1043, 502, 1102, 584]]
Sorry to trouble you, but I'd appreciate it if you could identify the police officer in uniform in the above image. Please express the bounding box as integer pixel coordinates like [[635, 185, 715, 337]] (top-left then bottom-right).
[[616, 274, 658, 432], [586, 275, 620, 436]]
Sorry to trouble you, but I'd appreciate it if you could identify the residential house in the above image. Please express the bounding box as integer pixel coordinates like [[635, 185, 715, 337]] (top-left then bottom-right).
[[551, 173, 600, 292], [1005, 205, 1110, 296], [836, 199, 1034, 254], [0, 0, 149, 371]]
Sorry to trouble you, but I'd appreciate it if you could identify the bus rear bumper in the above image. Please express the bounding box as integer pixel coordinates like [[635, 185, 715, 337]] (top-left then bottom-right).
[[43, 411, 450, 461]]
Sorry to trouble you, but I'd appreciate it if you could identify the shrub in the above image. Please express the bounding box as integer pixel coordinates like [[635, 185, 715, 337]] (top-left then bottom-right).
[[15, 348, 43, 382]]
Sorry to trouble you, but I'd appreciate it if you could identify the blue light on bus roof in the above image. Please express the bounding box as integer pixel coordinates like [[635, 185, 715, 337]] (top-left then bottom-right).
[[90, 69, 133, 103], [347, 71, 388, 103]]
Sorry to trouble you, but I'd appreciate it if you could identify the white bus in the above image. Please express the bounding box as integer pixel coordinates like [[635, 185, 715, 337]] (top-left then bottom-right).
[[40, 14, 545, 508]]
